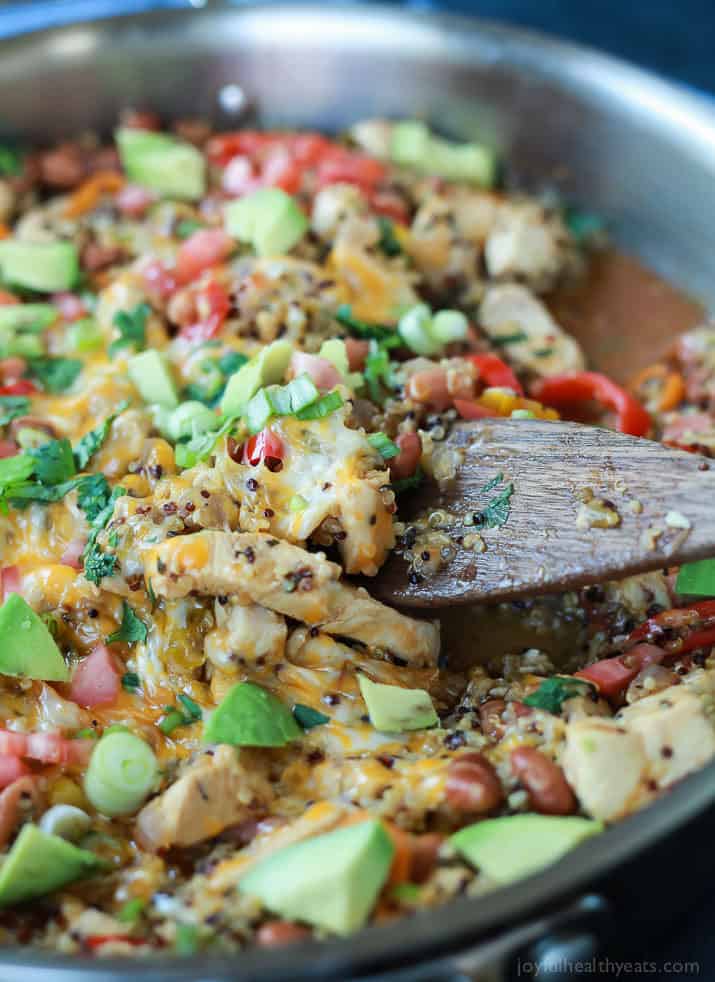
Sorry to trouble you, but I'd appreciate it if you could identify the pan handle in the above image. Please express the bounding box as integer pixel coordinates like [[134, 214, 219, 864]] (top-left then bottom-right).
[[371, 893, 611, 982]]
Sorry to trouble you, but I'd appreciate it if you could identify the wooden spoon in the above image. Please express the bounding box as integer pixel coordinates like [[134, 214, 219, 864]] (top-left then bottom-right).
[[372, 418, 715, 608]]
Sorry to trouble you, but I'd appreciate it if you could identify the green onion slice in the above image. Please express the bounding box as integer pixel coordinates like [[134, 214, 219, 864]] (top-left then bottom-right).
[[84, 731, 158, 817]]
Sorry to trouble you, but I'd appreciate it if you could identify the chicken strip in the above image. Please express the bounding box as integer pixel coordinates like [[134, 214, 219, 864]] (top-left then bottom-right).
[[146, 530, 439, 665], [136, 746, 271, 850]]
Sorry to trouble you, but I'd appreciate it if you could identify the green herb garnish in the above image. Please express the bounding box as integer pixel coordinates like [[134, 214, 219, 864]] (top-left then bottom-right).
[[177, 693, 202, 721], [472, 473, 514, 529], [121, 672, 141, 692], [73, 403, 128, 471], [27, 438, 75, 485], [109, 303, 151, 358], [492, 331, 529, 347], [391, 467, 423, 494], [367, 431, 399, 460], [292, 704, 330, 730], [108, 601, 148, 645], [335, 304, 400, 346], [294, 389, 344, 421], [377, 217, 402, 257], [0, 396, 29, 427], [26, 357, 82, 393], [523, 676, 595, 715]]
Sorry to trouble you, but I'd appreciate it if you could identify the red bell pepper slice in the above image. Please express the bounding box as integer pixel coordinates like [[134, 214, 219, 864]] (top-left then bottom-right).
[[532, 371, 651, 437], [0, 380, 37, 396], [626, 600, 715, 656], [575, 643, 665, 698], [466, 354, 524, 395], [242, 428, 284, 467], [453, 398, 497, 421]]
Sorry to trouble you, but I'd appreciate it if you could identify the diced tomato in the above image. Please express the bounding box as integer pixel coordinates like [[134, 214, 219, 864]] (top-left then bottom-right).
[[51, 292, 87, 322], [0, 754, 30, 789], [179, 280, 232, 344], [69, 644, 120, 709], [142, 258, 178, 302], [389, 432, 422, 481], [369, 189, 410, 224], [85, 935, 145, 951], [175, 229, 235, 286], [453, 398, 497, 421], [116, 183, 155, 218], [207, 130, 277, 168], [0, 380, 37, 396], [532, 371, 651, 437], [626, 600, 715, 658], [575, 643, 665, 699], [467, 354, 524, 395], [0, 729, 93, 765], [260, 149, 303, 194], [0, 566, 21, 600], [222, 155, 257, 196], [242, 428, 284, 467], [0, 440, 18, 459], [289, 352, 341, 391], [316, 151, 386, 191], [0, 290, 19, 306]]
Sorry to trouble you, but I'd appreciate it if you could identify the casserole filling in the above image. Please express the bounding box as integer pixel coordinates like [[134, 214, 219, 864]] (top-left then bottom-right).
[[0, 114, 711, 954]]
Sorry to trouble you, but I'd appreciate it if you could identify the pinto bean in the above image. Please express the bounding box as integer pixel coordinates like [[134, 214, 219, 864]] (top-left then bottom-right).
[[256, 921, 312, 947], [478, 698, 506, 741], [81, 242, 125, 272], [389, 432, 422, 481], [445, 751, 503, 815], [409, 833, 443, 883], [510, 747, 576, 816], [86, 145, 121, 175], [345, 337, 370, 372], [39, 145, 85, 189], [405, 368, 451, 411], [120, 108, 161, 131], [172, 118, 212, 147]]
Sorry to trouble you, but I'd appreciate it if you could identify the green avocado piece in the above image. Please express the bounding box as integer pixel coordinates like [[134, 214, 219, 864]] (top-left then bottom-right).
[[239, 818, 394, 935], [220, 338, 293, 414], [127, 349, 178, 408], [0, 241, 78, 292], [0, 823, 103, 906], [451, 814, 603, 884], [390, 120, 495, 187], [0, 303, 58, 333], [115, 127, 205, 200], [0, 594, 68, 682], [358, 674, 438, 732], [203, 681, 302, 747], [675, 558, 715, 597], [225, 188, 308, 257]]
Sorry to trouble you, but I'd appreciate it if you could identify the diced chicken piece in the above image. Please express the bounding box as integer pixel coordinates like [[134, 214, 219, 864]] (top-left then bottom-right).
[[407, 196, 483, 297], [96, 270, 168, 348], [350, 118, 394, 159], [617, 685, 715, 786], [484, 201, 572, 292], [204, 601, 287, 670], [479, 283, 585, 377], [215, 410, 396, 576], [146, 530, 440, 665], [136, 746, 271, 850], [560, 719, 652, 821], [312, 184, 369, 241]]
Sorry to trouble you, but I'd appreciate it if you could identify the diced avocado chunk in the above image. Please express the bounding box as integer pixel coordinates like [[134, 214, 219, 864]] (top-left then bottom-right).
[[390, 120, 495, 187], [0, 823, 103, 906], [204, 681, 302, 747], [359, 674, 438, 732], [676, 558, 715, 596], [451, 814, 603, 884], [225, 188, 308, 257], [0, 241, 78, 292], [220, 338, 293, 414], [115, 127, 205, 201], [239, 819, 394, 935], [0, 593, 68, 682], [319, 338, 349, 378], [0, 303, 58, 332], [127, 349, 178, 408]]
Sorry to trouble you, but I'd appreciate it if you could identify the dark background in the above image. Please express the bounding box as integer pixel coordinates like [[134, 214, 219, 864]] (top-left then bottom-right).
[[0, 1, 713, 979]]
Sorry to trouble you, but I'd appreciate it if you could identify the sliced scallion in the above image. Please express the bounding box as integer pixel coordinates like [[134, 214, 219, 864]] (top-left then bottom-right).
[[84, 731, 158, 817], [367, 432, 399, 459], [295, 390, 343, 420]]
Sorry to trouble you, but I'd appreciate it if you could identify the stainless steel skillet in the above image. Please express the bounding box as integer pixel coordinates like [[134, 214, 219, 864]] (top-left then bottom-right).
[[0, 3, 714, 979]]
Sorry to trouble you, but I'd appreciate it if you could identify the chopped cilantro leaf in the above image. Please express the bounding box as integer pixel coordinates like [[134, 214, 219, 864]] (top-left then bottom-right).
[[292, 704, 330, 729], [27, 357, 82, 393], [473, 474, 514, 529], [0, 145, 24, 177], [377, 217, 402, 257], [76, 473, 112, 522], [73, 402, 128, 471], [27, 438, 76, 485], [107, 601, 148, 645], [0, 396, 30, 427], [108, 303, 151, 358], [480, 472, 504, 494], [82, 543, 118, 585], [523, 676, 595, 715], [175, 219, 204, 240], [121, 672, 141, 692]]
